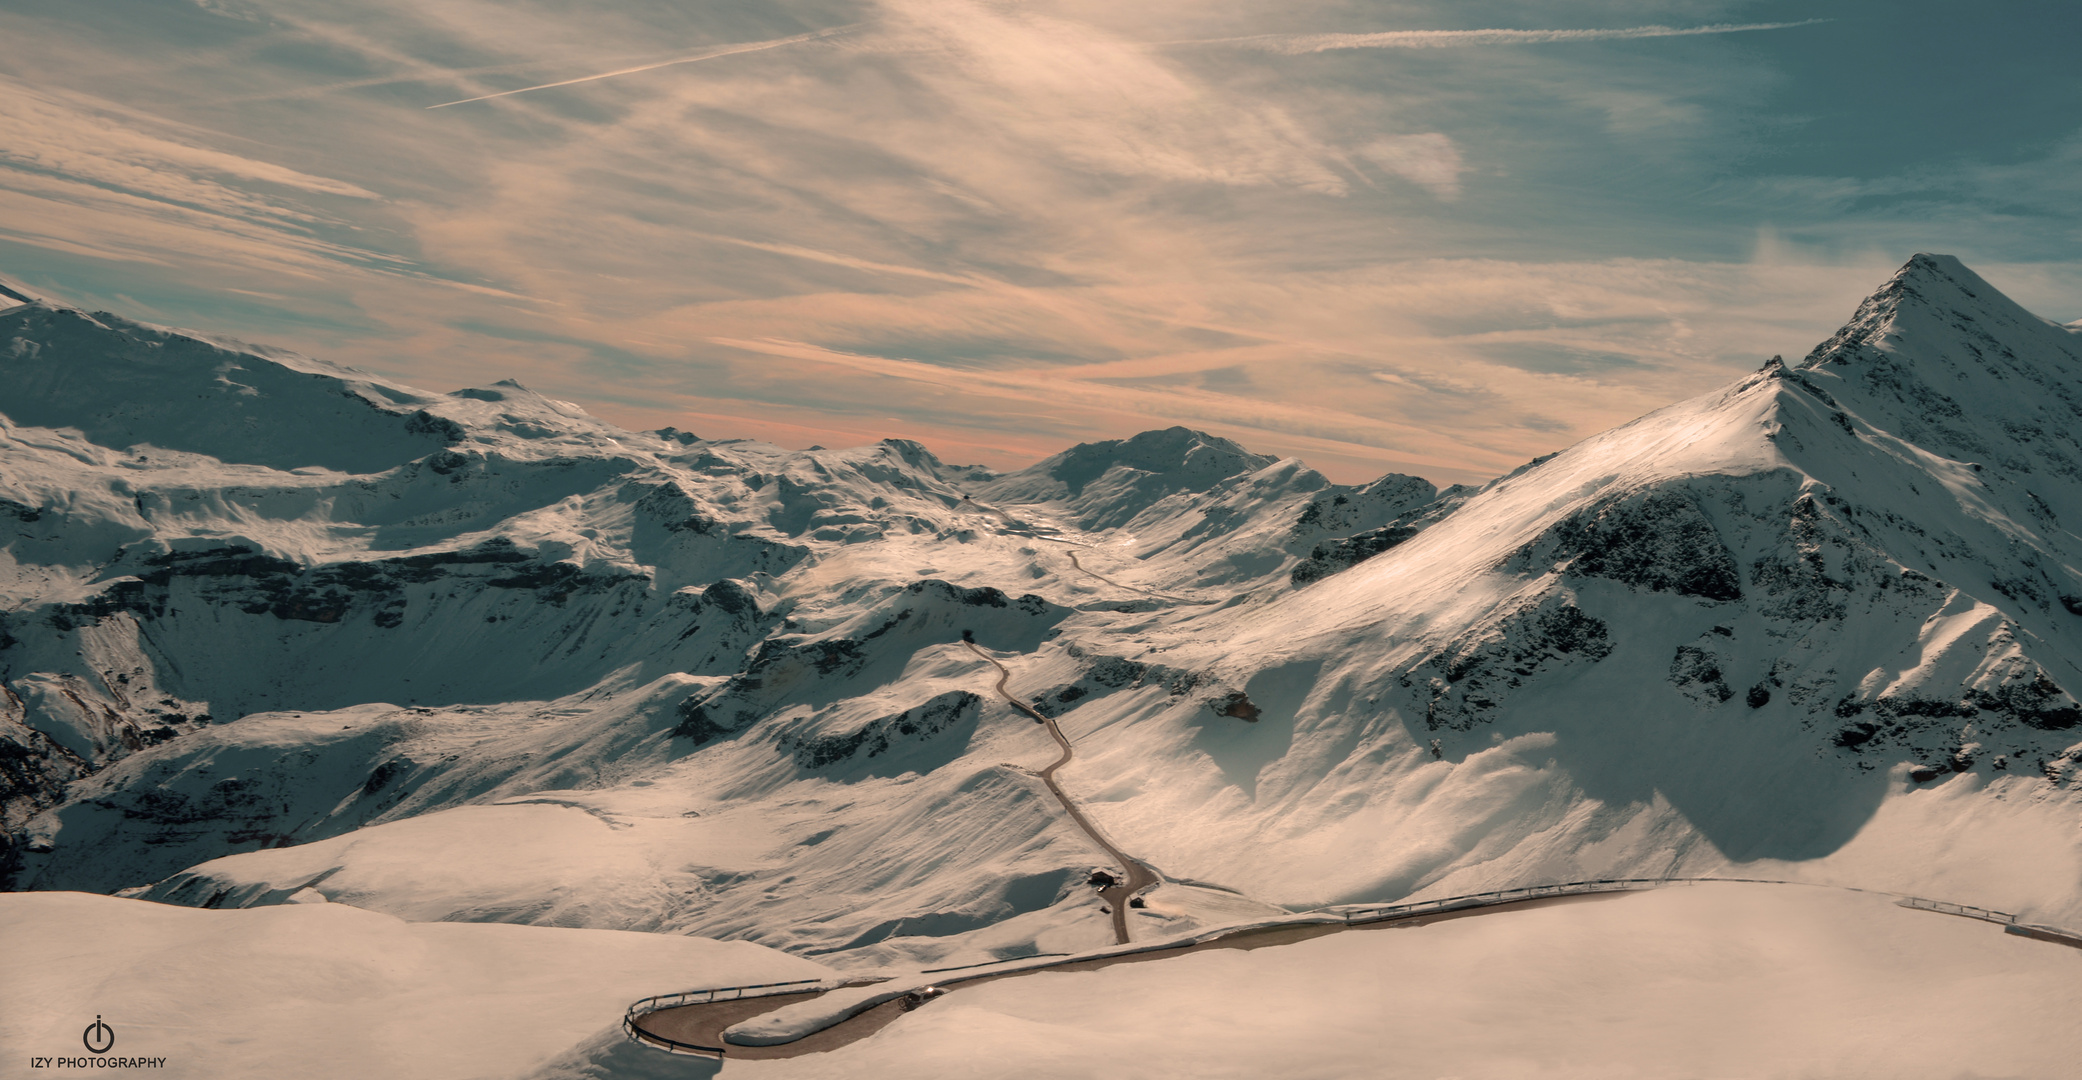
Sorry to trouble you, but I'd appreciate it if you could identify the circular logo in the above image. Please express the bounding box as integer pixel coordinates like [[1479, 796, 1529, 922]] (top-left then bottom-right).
[[83, 1015, 114, 1055]]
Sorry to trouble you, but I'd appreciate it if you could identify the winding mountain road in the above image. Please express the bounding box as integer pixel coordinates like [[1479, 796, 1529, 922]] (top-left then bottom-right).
[[963, 639, 1160, 943], [623, 877, 2082, 1060], [1060, 548, 1214, 605], [964, 496, 1212, 605]]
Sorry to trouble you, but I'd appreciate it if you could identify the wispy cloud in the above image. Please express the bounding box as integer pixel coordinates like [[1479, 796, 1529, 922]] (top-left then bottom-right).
[[425, 25, 861, 109], [0, 76, 402, 278], [1, 0, 2071, 486], [1359, 133, 1465, 198], [1173, 20, 1829, 55], [0, 78, 378, 205]]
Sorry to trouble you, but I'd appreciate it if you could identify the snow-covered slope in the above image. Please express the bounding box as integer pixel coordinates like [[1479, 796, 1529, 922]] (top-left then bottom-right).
[[12, 884, 2070, 1079], [4, 256, 2079, 973], [708, 884, 2076, 1080], [1072, 255, 2082, 918], [0, 890, 829, 1079]]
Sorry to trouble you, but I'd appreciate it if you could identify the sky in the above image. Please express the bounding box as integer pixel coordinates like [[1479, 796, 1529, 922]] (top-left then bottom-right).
[[2, 0, 2077, 485]]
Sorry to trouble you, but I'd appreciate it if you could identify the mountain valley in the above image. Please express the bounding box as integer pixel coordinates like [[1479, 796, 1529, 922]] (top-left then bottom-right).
[[3, 254, 2080, 1073]]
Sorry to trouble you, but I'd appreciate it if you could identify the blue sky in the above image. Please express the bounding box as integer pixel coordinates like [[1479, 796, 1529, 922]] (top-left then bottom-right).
[[2, 0, 2076, 483]]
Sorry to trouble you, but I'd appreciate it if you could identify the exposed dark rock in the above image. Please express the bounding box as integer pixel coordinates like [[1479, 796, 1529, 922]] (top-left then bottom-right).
[[697, 578, 756, 618], [372, 599, 407, 629], [1972, 671, 2080, 731], [633, 482, 718, 534], [1526, 491, 1742, 601], [735, 636, 867, 680], [361, 760, 408, 796], [1087, 656, 1151, 688], [142, 546, 303, 584], [1207, 690, 1261, 722], [424, 449, 472, 475], [1039, 650, 1190, 714], [404, 411, 465, 442], [1291, 486, 1471, 586], [1293, 524, 1423, 586], [1026, 651, 1196, 717], [1417, 599, 1615, 731], [905, 579, 1049, 613], [1833, 673, 2077, 736], [0, 716, 92, 888], [1669, 645, 1735, 705], [1533, 606, 1614, 660], [784, 691, 981, 769], [1748, 495, 1855, 622], [486, 561, 645, 600], [1826, 662, 2078, 769], [1292, 473, 1436, 537], [385, 539, 533, 568], [671, 701, 734, 745], [1831, 722, 1879, 749], [58, 537, 642, 632], [679, 581, 1048, 740]]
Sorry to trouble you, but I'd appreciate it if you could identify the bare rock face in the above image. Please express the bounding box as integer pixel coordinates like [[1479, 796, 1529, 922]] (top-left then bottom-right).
[[1292, 484, 1470, 586], [1669, 638, 1737, 706], [781, 691, 983, 770], [1292, 473, 1439, 538], [1406, 596, 1616, 733], [1206, 690, 1261, 722], [1519, 490, 1743, 602]]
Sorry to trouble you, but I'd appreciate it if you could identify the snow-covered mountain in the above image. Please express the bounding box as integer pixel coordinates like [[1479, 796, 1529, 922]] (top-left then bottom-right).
[[3, 254, 2078, 969]]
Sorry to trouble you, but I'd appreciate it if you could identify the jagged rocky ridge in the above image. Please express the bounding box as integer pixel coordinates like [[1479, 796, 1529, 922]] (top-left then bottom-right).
[[3, 254, 2079, 964]]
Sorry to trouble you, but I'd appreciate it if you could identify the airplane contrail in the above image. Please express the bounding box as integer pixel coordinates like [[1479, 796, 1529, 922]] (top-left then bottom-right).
[[427, 24, 860, 109], [1168, 20, 1827, 55]]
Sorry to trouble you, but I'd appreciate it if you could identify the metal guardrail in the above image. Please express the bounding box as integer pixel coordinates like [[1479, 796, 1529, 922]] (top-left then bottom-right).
[[622, 876, 2063, 1057], [922, 952, 1071, 974], [625, 977, 828, 1015], [1896, 895, 2017, 923], [1335, 877, 1670, 923], [621, 977, 832, 1057], [622, 1013, 726, 1058], [1334, 876, 2027, 930]]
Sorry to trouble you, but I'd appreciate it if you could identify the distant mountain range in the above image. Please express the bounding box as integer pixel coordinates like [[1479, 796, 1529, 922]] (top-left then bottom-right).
[[4, 254, 2077, 967]]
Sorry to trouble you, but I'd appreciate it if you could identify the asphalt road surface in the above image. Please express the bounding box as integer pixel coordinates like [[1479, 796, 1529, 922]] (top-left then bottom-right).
[[963, 639, 1160, 943]]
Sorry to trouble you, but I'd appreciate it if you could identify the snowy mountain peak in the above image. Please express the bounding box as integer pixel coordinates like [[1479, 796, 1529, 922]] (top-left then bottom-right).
[[1801, 252, 2080, 376], [1231, 256, 2081, 878], [1012, 426, 1271, 497], [1786, 253, 2082, 500], [0, 302, 458, 473], [5, 255, 2080, 979], [975, 426, 1282, 532]]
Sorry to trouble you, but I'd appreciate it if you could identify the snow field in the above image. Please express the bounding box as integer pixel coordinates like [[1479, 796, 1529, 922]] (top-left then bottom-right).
[[728, 883, 2081, 1080], [0, 892, 832, 1080]]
